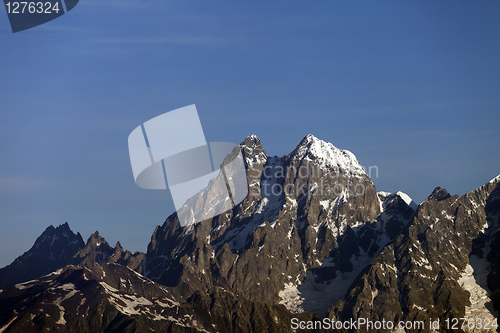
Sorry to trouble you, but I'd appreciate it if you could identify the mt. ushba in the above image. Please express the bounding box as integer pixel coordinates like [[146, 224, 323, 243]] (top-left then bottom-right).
[[0, 134, 498, 333]]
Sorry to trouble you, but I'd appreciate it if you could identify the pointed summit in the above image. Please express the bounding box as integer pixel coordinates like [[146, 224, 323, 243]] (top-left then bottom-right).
[[428, 187, 451, 201], [240, 134, 267, 168], [290, 134, 367, 177], [32, 222, 84, 251], [395, 191, 418, 211], [0, 222, 84, 288], [59, 221, 71, 229], [86, 231, 108, 247], [245, 134, 260, 142], [74, 232, 114, 265], [379, 191, 419, 212]]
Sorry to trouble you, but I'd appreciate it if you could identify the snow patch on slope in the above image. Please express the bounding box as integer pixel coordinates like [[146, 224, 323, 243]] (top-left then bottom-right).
[[458, 256, 498, 332], [215, 195, 284, 251], [100, 281, 153, 316], [279, 252, 373, 316], [53, 283, 78, 325]]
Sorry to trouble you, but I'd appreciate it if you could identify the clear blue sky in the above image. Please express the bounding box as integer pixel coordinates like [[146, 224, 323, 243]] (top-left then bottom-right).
[[1, 0, 499, 267]]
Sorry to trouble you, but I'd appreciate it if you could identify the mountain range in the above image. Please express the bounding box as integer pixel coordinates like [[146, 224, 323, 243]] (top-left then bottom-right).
[[0, 134, 498, 332]]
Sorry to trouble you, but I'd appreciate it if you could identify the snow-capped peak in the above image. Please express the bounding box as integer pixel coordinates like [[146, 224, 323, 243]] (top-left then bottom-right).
[[378, 191, 418, 211], [290, 134, 367, 177], [396, 191, 418, 211]]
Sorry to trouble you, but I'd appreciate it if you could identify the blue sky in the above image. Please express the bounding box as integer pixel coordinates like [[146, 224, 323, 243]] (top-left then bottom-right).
[[0, 0, 499, 267]]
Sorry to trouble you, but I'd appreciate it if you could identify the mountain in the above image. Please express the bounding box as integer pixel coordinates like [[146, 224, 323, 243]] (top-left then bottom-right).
[[0, 223, 85, 289], [0, 225, 144, 290], [0, 134, 498, 333], [144, 134, 417, 316]]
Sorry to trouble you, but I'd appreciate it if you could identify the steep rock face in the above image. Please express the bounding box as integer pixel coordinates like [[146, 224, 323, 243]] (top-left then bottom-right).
[[485, 177, 500, 312], [329, 176, 500, 332], [0, 223, 85, 289], [145, 135, 412, 315], [278, 190, 415, 315]]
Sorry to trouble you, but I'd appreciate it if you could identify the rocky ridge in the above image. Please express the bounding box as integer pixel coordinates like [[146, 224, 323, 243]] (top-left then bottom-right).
[[0, 134, 498, 333], [0, 225, 144, 290]]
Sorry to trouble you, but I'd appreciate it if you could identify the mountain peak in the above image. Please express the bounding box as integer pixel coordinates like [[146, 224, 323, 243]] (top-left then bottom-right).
[[302, 133, 319, 142], [291, 134, 366, 177], [246, 134, 260, 141], [0, 222, 85, 288], [395, 191, 418, 210], [240, 134, 267, 167], [34, 222, 83, 248], [428, 187, 451, 201], [85, 231, 109, 249], [55, 222, 72, 232], [241, 134, 263, 150], [43, 225, 55, 233]]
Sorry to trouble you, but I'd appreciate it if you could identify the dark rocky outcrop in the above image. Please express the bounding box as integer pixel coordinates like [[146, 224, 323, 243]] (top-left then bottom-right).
[[0, 222, 84, 289]]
